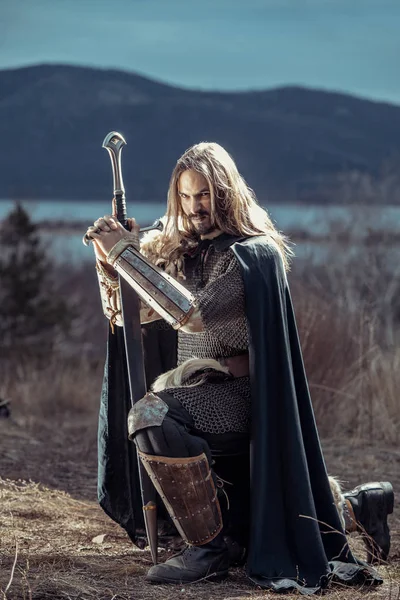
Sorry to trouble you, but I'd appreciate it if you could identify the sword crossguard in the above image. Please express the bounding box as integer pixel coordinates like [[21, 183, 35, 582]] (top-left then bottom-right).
[[82, 219, 164, 247]]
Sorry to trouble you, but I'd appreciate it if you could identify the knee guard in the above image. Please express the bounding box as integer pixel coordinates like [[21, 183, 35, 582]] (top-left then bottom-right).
[[127, 392, 169, 440]]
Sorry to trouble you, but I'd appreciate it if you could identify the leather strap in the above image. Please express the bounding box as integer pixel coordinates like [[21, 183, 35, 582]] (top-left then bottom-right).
[[220, 354, 249, 378]]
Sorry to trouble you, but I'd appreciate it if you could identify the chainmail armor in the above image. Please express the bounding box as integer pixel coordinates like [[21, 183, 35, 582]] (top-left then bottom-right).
[[168, 374, 251, 434], [178, 244, 249, 363], [163, 238, 251, 434]]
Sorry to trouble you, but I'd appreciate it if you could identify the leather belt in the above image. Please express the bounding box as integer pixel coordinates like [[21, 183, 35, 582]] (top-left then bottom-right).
[[220, 354, 250, 378]]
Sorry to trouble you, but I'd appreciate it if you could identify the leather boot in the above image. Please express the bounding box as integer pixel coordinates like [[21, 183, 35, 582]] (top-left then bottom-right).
[[343, 481, 394, 564], [223, 535, 247, 567], [146, 532, 230, 584]]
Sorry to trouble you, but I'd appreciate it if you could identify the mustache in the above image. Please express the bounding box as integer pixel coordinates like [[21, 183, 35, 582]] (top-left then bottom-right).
[[189, 210, 209, 218]]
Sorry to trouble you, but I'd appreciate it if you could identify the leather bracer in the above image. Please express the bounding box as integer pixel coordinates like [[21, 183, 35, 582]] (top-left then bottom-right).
[[95, 260, 123, 330], [96, 259, 162, 330], [137, 450, 223, 545], [107, 239, 197, 330]]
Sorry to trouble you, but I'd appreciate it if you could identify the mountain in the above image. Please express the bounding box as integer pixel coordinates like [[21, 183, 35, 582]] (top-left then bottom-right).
[[1, 64, 400, 203]]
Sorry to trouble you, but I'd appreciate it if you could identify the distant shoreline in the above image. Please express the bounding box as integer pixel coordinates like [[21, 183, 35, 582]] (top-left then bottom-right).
[[0, 198, 164, 204], [35, 221, 400, 245], [1, 198, 400, 207], [2, 201, 399, 243]]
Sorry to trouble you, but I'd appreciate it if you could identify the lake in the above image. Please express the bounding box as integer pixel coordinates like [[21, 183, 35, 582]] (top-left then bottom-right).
[[0, 199, 399, 264]]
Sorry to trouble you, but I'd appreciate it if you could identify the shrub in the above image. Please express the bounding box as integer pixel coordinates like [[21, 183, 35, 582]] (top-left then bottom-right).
[[0, 204, 74, 362]]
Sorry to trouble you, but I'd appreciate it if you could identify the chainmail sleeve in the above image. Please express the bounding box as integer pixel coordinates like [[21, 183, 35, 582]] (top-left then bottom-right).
[[195, 249, 249, 350]]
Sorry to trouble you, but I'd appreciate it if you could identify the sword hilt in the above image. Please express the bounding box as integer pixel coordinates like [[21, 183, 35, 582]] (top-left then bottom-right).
[[82, 219, 164, 247], [102, 131, 127, 227], [82, 129, 163, 247]]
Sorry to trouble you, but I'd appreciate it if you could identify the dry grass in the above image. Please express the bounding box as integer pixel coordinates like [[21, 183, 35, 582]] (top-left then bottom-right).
[[290, 233, 400, 445], [0, 478, 150, 600], [293, 282, 400, 444], [0, 427, 399, 600], [0, 352, 399, 598]]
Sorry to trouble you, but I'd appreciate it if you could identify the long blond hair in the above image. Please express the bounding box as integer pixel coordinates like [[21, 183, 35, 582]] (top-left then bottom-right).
[[144, 142, 293, 271]]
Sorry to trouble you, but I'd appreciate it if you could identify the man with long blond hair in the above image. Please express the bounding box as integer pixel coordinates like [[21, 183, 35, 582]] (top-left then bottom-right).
[[88, 142, 392, 592]]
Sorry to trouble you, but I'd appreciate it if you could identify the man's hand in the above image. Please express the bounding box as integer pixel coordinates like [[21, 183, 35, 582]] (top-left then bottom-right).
[[86, 215, 140, 264]]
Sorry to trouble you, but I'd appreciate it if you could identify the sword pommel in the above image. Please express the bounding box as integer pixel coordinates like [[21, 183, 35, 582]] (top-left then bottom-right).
[[102, 131, 127, 153]]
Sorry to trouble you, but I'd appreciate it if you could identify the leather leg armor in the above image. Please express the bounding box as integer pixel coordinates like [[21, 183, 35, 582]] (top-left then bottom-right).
[[137, 450, 223, 546]]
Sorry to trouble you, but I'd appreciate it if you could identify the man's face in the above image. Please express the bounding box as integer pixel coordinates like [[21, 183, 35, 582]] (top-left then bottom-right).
[[178, 170, 214, 235]]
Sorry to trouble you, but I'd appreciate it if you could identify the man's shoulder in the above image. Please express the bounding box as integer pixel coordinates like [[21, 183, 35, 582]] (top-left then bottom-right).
[[232, 235, 283, 262], [231, 235, 288, 283]]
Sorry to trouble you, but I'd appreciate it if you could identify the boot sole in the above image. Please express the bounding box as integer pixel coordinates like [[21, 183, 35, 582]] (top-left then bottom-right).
[[145, 569, 229, 585]]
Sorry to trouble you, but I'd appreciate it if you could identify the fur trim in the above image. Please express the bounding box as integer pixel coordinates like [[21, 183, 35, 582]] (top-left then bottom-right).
[[328, 475, 345, 530], [140, 225, 187, 280], [140, 220, 200, 280], [140, 227, 165, 259], [151, 358, 230, 392]]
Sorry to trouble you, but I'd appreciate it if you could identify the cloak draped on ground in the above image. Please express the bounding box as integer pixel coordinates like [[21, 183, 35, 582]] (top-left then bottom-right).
[[97, 236, 381, 593]]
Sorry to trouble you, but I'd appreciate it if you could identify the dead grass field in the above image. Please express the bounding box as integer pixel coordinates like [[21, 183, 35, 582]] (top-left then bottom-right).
[[0, 376, 399, 600]]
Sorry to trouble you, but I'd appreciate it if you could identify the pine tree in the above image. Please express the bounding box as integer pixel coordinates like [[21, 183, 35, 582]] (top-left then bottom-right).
[[0, 203, 73, 359]]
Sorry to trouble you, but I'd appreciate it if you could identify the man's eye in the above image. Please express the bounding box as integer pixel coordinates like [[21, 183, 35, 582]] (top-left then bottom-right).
[[201, 192, 210, 196]]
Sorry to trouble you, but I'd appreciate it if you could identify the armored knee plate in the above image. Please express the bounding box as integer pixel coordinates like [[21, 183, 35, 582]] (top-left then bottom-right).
[[127, 392, 169, 440], [137, 450, 223, 546]]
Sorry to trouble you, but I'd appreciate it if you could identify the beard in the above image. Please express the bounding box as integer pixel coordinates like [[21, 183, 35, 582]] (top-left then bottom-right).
[[194, 221, 215, 235], [191, 218, 215, 235], [189, 212, 215, 235]]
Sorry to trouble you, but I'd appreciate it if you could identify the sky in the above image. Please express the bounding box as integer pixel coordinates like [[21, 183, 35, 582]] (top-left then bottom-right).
[[1, 0, 400, 104]]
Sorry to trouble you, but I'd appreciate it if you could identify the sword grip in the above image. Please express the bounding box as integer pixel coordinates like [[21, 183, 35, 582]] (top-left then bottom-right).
[[114, 191, 128, 230]]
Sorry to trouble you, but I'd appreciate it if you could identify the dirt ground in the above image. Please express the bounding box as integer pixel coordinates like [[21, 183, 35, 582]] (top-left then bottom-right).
[[0, 413, 399, 600]]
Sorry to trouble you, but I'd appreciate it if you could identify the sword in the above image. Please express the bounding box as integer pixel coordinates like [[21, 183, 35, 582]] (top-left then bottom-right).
[[101, 131, 158, 564]]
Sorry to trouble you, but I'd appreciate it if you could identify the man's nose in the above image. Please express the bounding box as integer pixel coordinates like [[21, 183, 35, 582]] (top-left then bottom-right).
[[190, 196, 201, 213]]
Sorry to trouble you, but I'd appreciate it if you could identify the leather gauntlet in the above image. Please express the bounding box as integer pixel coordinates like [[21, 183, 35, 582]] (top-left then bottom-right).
[[106, 239, 197, 330]]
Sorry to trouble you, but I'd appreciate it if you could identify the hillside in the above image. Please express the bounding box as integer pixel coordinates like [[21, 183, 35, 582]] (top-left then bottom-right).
[[1, 64, 400, 202]]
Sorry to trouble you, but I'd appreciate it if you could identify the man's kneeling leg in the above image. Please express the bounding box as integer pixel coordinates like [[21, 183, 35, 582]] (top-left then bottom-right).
[[132, 394, 230, 584]]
